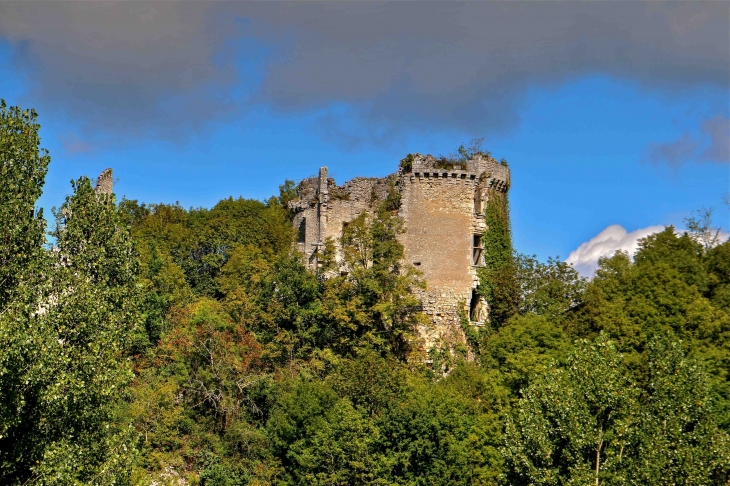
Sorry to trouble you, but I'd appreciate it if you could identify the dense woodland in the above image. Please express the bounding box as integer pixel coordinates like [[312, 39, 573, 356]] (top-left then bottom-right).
[[2, 102, 730, 485]]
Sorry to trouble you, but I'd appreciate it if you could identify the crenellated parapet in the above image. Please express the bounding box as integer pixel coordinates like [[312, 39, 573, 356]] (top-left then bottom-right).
[[404, 153, 509, 192]]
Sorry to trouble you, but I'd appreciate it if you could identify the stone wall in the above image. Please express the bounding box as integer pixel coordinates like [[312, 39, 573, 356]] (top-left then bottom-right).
[[290, 153, 510, 350], [94, 168, 113, 195]]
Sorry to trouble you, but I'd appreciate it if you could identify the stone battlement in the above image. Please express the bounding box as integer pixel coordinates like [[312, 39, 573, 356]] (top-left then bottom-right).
[[405, 153, 510, 192]]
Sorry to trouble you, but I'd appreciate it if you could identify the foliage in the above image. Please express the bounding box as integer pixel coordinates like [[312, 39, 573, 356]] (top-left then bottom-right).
[[326, 207, 426, 360], [0, 100, 50, 308], [504, 333, 730, 485], [434, 156, 467, 170], [128, 196, 293, 299], [433, 138, 504, 171], [267, 356, 507, 485], [0, 170, 140, 482], [399, 153, 414, 173], [278, 179, 298, 208], [481, 313, 572, 398], [6, 103, 730, 484], [515, 253, 586, 319], [505, 334, 638, 485], [706, 240, 730, 312], [383, 174, 402, 211], [478, 189, 518, 326], [160, 300, 266, 432], [684, 206, 724, 252]]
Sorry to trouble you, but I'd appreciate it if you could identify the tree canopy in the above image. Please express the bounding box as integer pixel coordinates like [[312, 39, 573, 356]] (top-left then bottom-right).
[[2, 109, 729, 485]]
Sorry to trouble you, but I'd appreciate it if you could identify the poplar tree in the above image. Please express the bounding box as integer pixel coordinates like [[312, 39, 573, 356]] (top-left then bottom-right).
[[504, 333, 730, 485], [0, 101, 140, 484]]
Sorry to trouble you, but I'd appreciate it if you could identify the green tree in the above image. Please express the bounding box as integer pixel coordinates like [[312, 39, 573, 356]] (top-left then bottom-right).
[[0, 100, 49, 307], [504, 334, 638, 485], [328, 207, 426, 359], [267, 355, 507, 485], [481, 313, 572, 398], [504, 333, 730, 485], [514, 254, 586, 320], [377, 362, 506, 485], [577, 230, 730, 428], [128, 197, 294, 298], [631, 338, 730, 485], [1, 173, 141, 484], [706, 240, 730, 312]]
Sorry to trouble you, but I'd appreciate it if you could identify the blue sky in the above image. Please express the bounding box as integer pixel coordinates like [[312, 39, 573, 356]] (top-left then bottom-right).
[[0, 2, 727, 272]]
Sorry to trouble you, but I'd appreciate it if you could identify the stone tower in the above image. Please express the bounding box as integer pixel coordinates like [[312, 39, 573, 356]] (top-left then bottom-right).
[[289, 153, 511, 348]]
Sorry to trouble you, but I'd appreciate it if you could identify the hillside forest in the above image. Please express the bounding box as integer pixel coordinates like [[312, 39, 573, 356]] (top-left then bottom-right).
[[2, 102, 730, 485]]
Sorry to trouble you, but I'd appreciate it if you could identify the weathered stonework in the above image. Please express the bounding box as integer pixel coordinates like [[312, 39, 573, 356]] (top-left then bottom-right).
[[290, 154, 510, 349], [94, 168, 113, 195]]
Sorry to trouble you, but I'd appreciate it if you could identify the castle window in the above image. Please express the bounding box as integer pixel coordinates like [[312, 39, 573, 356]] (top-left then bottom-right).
[[472, 234, 483, 266], [298, 218, 306, 243], [470, 289, 486, 323]]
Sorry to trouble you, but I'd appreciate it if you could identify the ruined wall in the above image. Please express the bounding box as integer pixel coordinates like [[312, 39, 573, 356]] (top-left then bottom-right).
[[94, 168, 113, 195], [290, 167, 391, 267], [290, 154, 511, 350]]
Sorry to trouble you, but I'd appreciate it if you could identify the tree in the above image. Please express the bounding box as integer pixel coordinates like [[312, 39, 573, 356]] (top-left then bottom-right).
[[504, 333, 730, 485], [514, 254, 586, 319], [632, 338, 730, 485], [328, 207, 426, 359], [158, 299, 266, 433], [684, 207, 724, 253], [267, 355, 507, 485], [1, 173, 141, 484], [504, 334, 638, 485], [705, 239, 730, 313], [0, 100, 50, 308], [480, 313, 572, 398]]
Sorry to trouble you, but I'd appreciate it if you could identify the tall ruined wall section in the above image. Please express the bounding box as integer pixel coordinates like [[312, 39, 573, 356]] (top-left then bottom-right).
[[400, 154, 509, 347], [290, 167, 392, 267], [94, 168, 113, 195], [290, 154, 510, 349]]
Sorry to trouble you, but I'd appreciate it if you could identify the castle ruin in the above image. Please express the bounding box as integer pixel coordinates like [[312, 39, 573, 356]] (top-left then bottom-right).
[[95, 168, 113, 195], [289, 153, 511, 348]]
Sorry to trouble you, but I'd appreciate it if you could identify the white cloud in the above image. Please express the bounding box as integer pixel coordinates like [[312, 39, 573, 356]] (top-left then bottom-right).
[[566, 224, 665, 277]]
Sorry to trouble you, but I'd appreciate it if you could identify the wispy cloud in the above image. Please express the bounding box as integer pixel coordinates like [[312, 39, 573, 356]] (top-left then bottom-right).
[[648, 133, 698, 168], [61, 133, 94, 155], [648, 114, 730, 167], [701, 115, 730, 163]]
